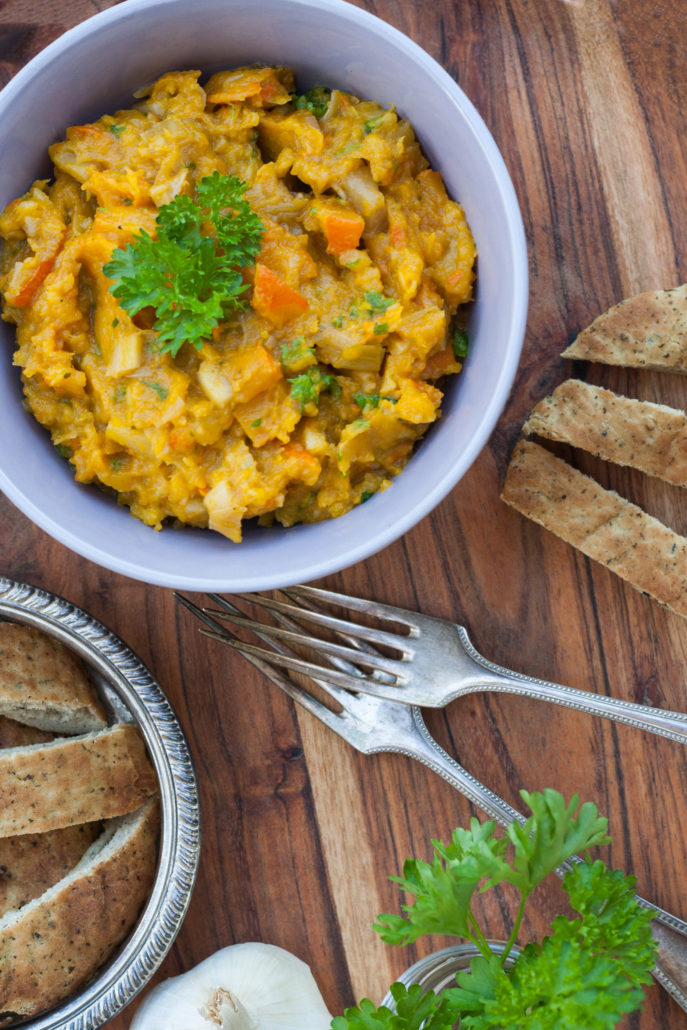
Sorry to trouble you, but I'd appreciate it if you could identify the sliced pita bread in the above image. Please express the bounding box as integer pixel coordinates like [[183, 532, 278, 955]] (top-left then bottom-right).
[[0, 723, 157, 837], [523, 379, 687, 486], [501, 439, 687, 618], [0, 622, 106, 735], [0, 799, 159, 1020], [0, 716, 53, 749], [0, 823, 101, 917], [562, 284, 687, 371]]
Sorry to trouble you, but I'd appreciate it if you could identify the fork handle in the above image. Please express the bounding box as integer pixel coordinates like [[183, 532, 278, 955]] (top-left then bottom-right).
[[400, 705, 687, 1011], [460, 628, 687, 746]]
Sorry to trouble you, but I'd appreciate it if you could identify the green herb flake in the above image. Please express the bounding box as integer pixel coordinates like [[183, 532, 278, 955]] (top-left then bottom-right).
[[112, 318, 119, 328], [452, 330, 469, 359], [104, 172, 264, 358], [354, 392, 397, 410], [373, 321, 389, 335], [289, 368, 341, 411], [55, 444, 73, 459], [280, 336, 316, 368], [332, 315, 345, 328], [251, 418, 262, 428], [364, 290, 394, 313], [143, 379, 169, 400], [113, 383, 127, 403], [362, 113, 387, 135], [109, 123, 126, 135], [360, 490, 373, 503], [292, 86, 332, 119]]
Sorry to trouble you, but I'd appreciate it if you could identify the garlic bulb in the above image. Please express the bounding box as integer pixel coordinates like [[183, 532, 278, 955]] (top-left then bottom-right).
[[129, 942, 333, 1030]]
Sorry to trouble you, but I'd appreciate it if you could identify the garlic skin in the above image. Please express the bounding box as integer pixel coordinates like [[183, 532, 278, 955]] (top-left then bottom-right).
[[129, 942, 333, 1030]]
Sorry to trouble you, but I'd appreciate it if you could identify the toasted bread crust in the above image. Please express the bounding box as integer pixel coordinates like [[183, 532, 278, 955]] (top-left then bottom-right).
[[0, 799, 159, 1019], [562, 284, 687, 371], [0, 823, 102, 917], [0, 623, 106, 734], [501, 440, 687, 617], [0, 724, 157, 837], [524, 379, 687, 486]]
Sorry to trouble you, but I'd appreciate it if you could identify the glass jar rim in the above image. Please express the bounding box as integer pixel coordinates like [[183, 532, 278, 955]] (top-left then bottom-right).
[[380, 941, 518, 1007]]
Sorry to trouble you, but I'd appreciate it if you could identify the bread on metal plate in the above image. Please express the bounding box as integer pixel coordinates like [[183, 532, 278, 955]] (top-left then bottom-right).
[[0, 622, 107, 735], [0, 799, 159, 1020], [0, 723, 157, 837], [0, 822, 102, 916]]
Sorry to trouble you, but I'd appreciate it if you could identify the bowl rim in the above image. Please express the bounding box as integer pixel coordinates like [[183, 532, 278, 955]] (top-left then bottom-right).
[[0, 0, 528, 590], [0, 577, 201, 1030]]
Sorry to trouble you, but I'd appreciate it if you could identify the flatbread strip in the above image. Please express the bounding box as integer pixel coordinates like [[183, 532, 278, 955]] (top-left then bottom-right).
[[0, 716, 52, 749], [524, 379, 687, 486], [501, 439, 687, 618], [0, 799, 159, 1020], [0, 622, 106, 735], [562, 284, 687, 371], [0, 823, 101, 917], [0, 723, 157, 837]]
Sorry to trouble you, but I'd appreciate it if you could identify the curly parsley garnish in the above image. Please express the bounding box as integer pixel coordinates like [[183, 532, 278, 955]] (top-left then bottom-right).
[[334, 790, 657, 1030], [104, 172, 264, 358]]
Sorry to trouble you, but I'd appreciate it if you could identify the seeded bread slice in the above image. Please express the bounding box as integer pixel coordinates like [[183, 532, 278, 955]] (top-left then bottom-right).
[[0, 822, 102, 917], [0, 723, 157, 837], [562, 283, 687, 371], [0, 798, 159, 1020], [0, 715, 53, 749], [524, 379, 687, 487], [501, 439, 687, 618], [0, 622, 106, 735]]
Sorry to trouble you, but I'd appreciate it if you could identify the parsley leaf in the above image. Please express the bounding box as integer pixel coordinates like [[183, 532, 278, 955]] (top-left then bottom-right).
[[354, 393, 397, 410], [280, 335, 316, 371], [363, 290, 394, 313], [447, 861, 656, 1030], [333, 983, 461, 1030], [369, 791, 653, 1030], [293, 86, 331, 118], [142, 379, 168, 400], [452, 329, 469, 358], [104, 173, 264, 357], [289, 367, 341, 411]]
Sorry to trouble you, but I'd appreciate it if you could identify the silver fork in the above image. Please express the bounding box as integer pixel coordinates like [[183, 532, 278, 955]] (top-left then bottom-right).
[[176, 588, 687, 1011], [193, 584, 687, 746]]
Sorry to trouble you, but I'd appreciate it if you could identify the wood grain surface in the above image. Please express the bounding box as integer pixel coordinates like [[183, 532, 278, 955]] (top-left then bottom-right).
[[1, 0, 687, 1027]]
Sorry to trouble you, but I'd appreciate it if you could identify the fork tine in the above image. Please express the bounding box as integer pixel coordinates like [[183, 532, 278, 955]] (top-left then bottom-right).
[[198, 626, 377, 693], [286, 584, 420, 631], [201, 605, 405, 681], [175, 593, 352, 731], [232, 590, 415, 655]]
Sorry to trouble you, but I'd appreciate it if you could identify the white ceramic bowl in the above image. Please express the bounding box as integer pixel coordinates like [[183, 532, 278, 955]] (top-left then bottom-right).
[[0, 0, 527, 590]]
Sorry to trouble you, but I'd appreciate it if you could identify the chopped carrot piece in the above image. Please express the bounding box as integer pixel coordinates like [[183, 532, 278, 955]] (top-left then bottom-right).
[[322, 208, 365, 255], [390, 222, 406, 248], [251, 263, 309, 325], [9, 257, 56, 307]]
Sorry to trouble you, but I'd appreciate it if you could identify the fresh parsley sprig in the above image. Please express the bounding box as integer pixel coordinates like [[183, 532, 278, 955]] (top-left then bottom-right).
[[333, 983, 461, 1030], [334, 790, 657, 1030], [104, 172, 264, 357]]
